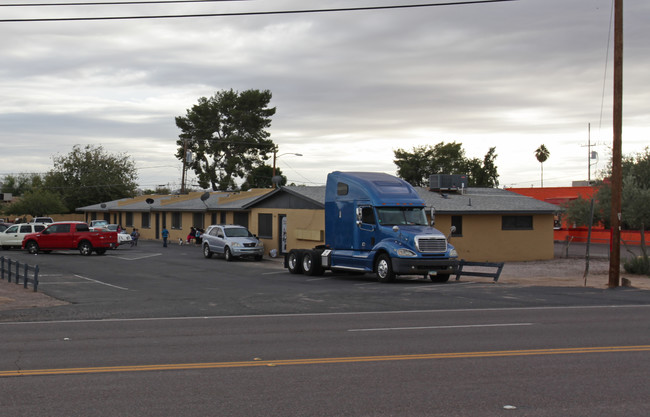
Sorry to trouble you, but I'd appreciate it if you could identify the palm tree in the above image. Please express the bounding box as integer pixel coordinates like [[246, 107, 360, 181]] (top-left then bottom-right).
[[535, 144, 550, 187]]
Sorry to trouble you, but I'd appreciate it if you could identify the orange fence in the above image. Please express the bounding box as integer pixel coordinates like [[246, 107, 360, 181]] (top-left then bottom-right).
[[555, 229, 650, 246]]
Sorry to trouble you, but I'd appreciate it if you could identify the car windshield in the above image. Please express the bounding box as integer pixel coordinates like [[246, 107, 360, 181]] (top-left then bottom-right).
[[224, 228, 252, 238], [376, 207, 428, 226]]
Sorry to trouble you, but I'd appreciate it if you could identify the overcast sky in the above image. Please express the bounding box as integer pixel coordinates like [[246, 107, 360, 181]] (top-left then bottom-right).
[[1, 0, 648, 190]]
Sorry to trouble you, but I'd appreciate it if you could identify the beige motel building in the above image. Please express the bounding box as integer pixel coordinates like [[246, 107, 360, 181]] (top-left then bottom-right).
[[77, 184, 559, 263]]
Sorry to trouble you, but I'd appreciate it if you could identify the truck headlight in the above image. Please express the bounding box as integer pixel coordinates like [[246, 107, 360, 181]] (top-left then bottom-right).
[[256, 241, 264, 248], [232, 242, 241, 248], [397, 248, 417, 257], [449, 249, 458, 258]]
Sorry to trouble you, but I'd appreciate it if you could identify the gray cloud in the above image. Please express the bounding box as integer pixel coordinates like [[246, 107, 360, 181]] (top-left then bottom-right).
[[1, 0, 648, 190]]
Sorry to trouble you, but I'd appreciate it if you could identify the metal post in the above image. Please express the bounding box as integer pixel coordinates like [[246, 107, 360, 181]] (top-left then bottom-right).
[[33, 265, 39, 292], [24, 263, 29, 288]]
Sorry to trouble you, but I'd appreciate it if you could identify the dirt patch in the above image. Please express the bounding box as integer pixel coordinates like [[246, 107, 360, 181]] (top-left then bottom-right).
[[0, 280, 68, 311], [493, 258, 650, 289]]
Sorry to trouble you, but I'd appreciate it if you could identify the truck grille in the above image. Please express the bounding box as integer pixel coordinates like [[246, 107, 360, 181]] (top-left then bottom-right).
[[415, 236, 447, 253]]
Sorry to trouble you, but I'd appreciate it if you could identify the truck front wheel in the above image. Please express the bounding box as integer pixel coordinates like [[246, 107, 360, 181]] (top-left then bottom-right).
[[79, 241, 93, 256], [375, 254, 395, 283]]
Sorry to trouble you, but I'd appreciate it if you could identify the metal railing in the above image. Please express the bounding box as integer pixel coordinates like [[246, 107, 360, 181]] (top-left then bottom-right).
[[455, 260, 504, 282], [0, 256, 40, 292]]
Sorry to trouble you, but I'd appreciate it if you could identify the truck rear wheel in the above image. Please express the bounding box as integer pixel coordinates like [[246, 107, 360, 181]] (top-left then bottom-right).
[[79, 241, 93, 256], [287, 250, 303, 274], [302, 251, 324, 276], [375, 253, 395, 283]]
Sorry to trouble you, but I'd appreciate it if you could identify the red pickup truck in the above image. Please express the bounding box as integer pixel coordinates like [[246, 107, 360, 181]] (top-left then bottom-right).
[[22, 221, 118, 256]]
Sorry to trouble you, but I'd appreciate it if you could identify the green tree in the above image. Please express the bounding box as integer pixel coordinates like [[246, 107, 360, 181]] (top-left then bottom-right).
[[534, 144, 550, 187], [3, 189, 67, 217], [43, 144, 138, 211], [175, 89, 276, 191], [394, 142, 499, 187], [564, 148, 650, 231], [468, 146, 499, 188], [241, 165, 285, 190], [1, 173, 44, 197]]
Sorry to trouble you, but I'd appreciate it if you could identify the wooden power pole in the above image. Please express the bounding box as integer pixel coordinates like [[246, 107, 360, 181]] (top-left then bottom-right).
[[609, 0, 623, 288]]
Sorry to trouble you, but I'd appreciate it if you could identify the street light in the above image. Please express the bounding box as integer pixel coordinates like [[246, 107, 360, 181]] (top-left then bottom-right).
[[272, 151, 302, 187]]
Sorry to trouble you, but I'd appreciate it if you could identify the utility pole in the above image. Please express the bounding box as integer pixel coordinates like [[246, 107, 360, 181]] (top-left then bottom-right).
[[609, 0, 623, 288]]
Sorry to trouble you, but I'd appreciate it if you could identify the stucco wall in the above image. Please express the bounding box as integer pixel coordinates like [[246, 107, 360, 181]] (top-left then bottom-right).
[[437, 214, 555, 262]]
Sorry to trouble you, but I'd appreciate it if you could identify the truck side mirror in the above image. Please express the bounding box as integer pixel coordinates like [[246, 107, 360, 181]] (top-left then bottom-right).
[[430, 207, 435, 226], [447, 226, 456, 240]]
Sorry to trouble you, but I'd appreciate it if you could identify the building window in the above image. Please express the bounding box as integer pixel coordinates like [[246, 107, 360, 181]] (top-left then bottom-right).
[[220, 212, 227, 224], [142, 212, 150, 228], [233, 212, 248, 228], [192, 212, 204, 229], [258, 213, 273, 238], [125, 212, 133, 227], [502, 215, 533, 230], [451, 215, 463, 236], [171, 212, 182, 229]]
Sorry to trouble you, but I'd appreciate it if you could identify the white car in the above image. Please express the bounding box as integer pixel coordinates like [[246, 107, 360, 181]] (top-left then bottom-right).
[[106, 224, 132, 246], [0, 223, 47, 250]]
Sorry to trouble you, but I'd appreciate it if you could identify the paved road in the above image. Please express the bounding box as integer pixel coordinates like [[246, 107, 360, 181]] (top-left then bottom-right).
[[1, 242, 649, 416], [1, 305, 649, 416]]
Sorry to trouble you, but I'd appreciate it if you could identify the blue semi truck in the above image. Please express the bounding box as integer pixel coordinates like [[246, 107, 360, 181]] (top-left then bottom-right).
[[285, 171, 459, 282]]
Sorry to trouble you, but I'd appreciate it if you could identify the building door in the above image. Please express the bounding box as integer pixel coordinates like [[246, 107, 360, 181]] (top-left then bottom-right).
[[278, 214, 287, 255]]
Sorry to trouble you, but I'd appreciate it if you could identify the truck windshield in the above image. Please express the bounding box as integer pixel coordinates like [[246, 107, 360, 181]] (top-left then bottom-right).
[[376, 207, 428, 226]]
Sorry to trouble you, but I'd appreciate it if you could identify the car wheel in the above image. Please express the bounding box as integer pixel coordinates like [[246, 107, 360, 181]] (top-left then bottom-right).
[[375, 253, 395, 283], [287, 250, 303, 274], [79, 241, 93, 256], [26, 241, 39, 255], [203, 244, 213, 259], [224, 247, 233, 262]]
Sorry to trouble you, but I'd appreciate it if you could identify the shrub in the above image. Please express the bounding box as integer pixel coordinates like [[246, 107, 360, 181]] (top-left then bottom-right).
[[624, 255, 650, 276]]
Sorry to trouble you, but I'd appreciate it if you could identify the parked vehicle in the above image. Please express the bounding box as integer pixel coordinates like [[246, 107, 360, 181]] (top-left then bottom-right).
[[202, 225, 264, 261], [22, 221, 118, 255], [106, 224, 132, 246], [89, 220, 109, 231], [30, 217, 54, 224], [0, 223, 47, 249], [284, 171, 459, 282]]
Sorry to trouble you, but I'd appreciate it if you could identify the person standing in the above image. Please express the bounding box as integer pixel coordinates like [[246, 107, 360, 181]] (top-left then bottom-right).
[[130, 228, 140, 247], [162, 226, 169, 247]]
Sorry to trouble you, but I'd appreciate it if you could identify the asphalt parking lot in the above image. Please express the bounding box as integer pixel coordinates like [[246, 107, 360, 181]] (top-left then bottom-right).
[[1, 240, 649, 322]]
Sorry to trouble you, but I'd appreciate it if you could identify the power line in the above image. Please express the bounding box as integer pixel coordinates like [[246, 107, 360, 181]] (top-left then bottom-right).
[[0, 0, 518, 23], [0, 0, 246, 7]]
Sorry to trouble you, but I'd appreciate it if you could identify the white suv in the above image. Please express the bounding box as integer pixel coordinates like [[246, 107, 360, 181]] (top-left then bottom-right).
[[202, 225, 264, 261], [0, 223, 47, 249]]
